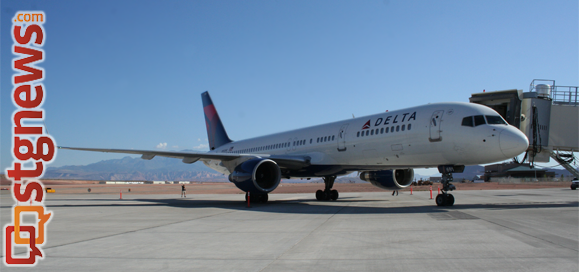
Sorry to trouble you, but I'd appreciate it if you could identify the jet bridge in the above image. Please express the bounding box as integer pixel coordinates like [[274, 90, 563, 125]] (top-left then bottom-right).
[[470, 79, 579, 179]]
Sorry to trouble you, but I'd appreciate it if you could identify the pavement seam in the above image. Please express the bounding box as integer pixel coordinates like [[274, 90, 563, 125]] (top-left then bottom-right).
[[475, 214, 579, 252], [258, 202, 351, 272], [35, 210, 236, 252]]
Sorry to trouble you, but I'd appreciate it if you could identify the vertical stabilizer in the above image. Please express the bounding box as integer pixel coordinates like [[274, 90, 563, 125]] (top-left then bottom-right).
[[202, 92, 232, 150]]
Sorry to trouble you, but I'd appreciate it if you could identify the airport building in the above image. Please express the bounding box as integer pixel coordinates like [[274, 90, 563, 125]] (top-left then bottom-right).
[[483, 162, 555, 180]]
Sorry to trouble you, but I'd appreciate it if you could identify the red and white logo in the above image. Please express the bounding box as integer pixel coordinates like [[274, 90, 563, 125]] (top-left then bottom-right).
[[361, 120, 371, 130]]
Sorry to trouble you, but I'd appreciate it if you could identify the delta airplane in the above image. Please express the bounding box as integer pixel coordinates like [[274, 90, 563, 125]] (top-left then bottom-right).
[[60, 92, 529, 206]]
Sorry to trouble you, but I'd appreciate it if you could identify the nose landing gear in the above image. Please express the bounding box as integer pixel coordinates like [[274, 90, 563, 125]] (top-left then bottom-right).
[[436, 165, 463, 206]]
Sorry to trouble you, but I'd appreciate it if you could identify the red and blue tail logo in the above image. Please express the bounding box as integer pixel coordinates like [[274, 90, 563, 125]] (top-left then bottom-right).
[[202, 92, 232, 150]]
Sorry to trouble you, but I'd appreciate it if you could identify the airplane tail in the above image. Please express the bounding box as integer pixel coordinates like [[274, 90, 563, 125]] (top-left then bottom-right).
[[202, 92, 232, 150]]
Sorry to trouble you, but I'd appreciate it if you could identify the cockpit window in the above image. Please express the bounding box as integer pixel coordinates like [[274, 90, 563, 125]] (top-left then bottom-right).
[[474, 115, 486, 126], [461, 116, 474, 127], [485, 115, 507, 125]]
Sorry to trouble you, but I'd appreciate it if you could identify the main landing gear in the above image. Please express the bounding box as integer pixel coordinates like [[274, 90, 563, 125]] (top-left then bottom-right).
[[245, 192, 268, 203], [316, 176, 339, 201], [436, 168, 457, 206]]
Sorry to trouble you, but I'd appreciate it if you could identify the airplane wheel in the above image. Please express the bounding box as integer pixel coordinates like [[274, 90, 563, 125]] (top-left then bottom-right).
[[316, 190, 324, 201], [435, 194, 446, 206], [445, 194, 454, 206], [330, 190, 339, 201]]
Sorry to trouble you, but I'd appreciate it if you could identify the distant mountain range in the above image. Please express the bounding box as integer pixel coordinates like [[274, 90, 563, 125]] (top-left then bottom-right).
[[45, 156, 228, 182]]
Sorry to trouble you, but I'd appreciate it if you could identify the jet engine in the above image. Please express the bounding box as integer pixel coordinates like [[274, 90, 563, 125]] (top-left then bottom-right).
[[228, 158, 281, 194], [359, 169, 414, 190]]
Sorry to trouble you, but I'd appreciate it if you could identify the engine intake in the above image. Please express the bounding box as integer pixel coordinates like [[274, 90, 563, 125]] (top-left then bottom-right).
[[228, 158, 281, 193], [359, 169, 414, 190]]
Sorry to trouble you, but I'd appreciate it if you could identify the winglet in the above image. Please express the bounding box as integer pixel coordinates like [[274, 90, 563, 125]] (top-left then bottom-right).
[[202, 92, 232, 150]]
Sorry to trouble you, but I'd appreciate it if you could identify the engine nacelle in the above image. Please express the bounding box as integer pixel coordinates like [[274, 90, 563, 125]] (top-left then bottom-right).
[[228, 158, 281, 194], [359, 169, 414, 190]]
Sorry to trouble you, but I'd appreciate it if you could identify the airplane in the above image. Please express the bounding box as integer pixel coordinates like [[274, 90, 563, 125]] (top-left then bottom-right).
[[59, 92, 529, 206]]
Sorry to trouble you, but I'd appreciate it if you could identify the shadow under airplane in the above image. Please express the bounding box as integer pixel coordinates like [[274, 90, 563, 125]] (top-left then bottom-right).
[[36, 196, 579, 216]]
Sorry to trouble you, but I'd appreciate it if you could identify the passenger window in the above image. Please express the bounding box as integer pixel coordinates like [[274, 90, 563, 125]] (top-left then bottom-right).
[[485, 115, 507, 125], [408, 124, 412, 130], [386, 127, 389, 133], [401, 125, 405, 131], [357, 131, 360, 137], [332, 136, 335, 141], [396, 125, 400, 132], [371, 130, 374, 135], [391, 126, 394, 132], [366, 130, 369, 136], [474, 115, 486, 126], [380, 128, 384, 134], [361, 131, 364, 137], [462, 116, 474, 127]]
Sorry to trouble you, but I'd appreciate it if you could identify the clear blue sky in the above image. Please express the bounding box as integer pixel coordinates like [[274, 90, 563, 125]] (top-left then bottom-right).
[[2, 0, 577, 176]]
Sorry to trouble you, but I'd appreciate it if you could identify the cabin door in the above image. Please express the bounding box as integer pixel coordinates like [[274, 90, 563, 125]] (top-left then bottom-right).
[[337, 124, 349, 151], [429, 110, 444, 142]]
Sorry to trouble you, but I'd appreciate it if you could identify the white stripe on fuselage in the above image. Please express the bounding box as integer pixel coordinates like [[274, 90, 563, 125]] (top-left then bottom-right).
[[204, 102, 521, 175]]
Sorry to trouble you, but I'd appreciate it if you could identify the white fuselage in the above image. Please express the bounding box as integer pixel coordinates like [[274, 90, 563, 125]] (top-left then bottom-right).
[[203, 102, 529, 177]]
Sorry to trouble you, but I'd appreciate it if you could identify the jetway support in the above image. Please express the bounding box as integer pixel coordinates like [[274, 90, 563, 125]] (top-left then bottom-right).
[[550, 151, 579, 179], [470, 79, 578, 174]]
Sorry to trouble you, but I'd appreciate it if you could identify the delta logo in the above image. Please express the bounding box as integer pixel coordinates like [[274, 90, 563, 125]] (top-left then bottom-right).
[[361, 120, 371, 130]]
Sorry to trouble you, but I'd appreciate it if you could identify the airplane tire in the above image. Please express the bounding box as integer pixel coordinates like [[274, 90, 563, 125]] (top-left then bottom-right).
[[445, 194, 454, 206], [330, 190, 339, 201], [435, 194, 446, 206], [316, 190, 324, 201]]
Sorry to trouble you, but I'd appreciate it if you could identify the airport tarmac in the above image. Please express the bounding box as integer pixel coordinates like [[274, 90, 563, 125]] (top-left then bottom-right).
[[1, 188, 578, 271]]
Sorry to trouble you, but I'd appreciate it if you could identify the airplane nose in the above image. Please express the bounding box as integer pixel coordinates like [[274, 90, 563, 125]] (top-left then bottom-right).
[[499, 128, 529, 158]]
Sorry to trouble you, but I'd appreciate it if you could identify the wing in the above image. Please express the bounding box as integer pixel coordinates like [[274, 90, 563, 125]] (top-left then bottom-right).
[[57, 146, 311, 169]]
